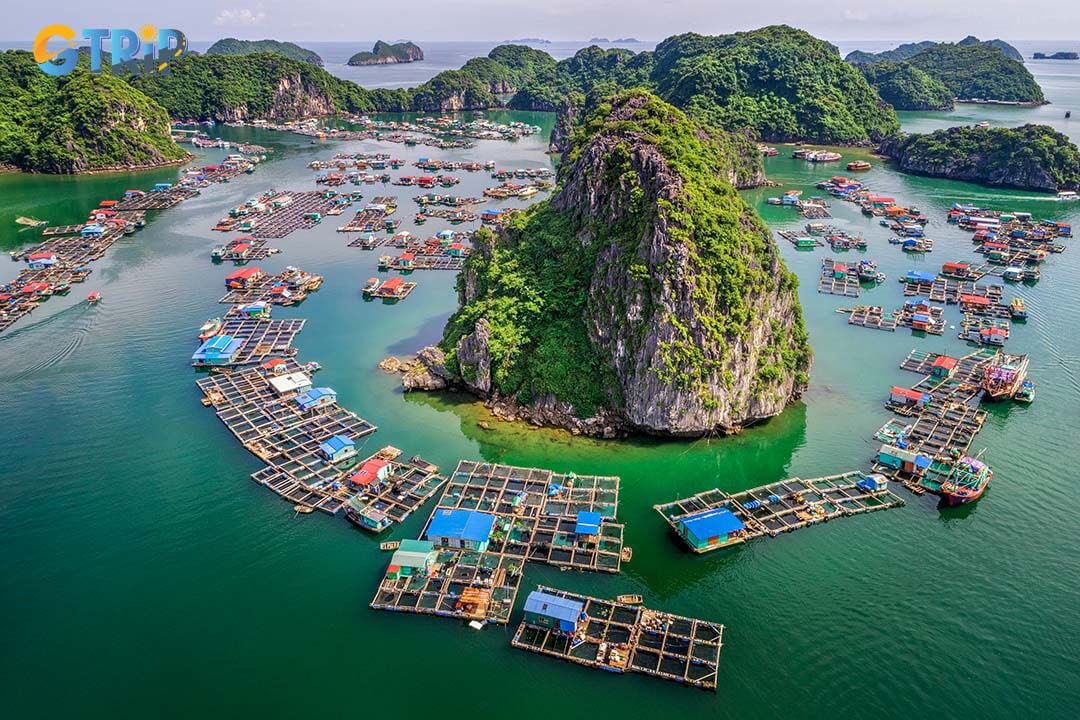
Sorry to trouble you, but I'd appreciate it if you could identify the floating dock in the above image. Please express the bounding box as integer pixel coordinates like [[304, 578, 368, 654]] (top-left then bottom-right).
[[818, 259, 861, 297], [845, 306, 898, 331], [654, 471, 904, 553], [219, 268, 323, 305], [511, 586, 724, 691]]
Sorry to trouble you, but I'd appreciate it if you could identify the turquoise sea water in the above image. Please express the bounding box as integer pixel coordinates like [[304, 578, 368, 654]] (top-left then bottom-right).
[[1, 51, 1079, 719]]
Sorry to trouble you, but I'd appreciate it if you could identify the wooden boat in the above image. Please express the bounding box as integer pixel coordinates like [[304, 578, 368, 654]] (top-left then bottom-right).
[[362, 277, 380, 296], [198, 317, 223, 340], [982, 352, 1029, 400], [293, 504, 315, 514], [846, 160, 872, 171], [86, 291, 101, 303], [616, 594, 643, 605], [939, 455, 992, 505], [1014, 379, 1036, 403], [1009, 297, 1028, 319], [379, 540, 400, 551]]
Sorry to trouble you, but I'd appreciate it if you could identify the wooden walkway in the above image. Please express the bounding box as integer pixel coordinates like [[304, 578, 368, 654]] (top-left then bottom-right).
[[511, 585, 724, 691], [845, 306, 898, 331]]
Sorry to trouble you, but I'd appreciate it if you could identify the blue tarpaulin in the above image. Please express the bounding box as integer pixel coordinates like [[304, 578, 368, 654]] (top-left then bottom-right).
[[425, 509, 496, 544], [681, 507, 745, 540], [574, 511, 601, 536]]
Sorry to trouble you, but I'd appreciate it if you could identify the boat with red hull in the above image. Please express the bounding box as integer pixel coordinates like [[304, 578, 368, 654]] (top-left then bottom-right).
[[940, 455, 992, 505], [982, 352, 1029, 400]]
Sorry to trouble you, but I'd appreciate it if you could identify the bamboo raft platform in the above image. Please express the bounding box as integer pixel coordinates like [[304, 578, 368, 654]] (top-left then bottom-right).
[[655, 471, 904, 553], [425, 460, 627, 573], [874, 403, 987, 494], [897, 304, 946, 334], [218, 269, 323, 305], [778, 230, 824, 248], [393, 254, 466, 271], [903, 277, 1002, 305], [338, 205, 390, 234], [845, 305, 898, 331], [422, 208, 478, 223], [371, 549, 523, 624], [41, 224, 89, 237], [252, 192, 339, 239], [511, 585, 724, 691], [818, 259, 861, 297], [214, 317, 307, 365], [114, 187, 199, 211], [347, 234, 390, 249], [213, 237, 278, 263], [371, 281, 417, 301]]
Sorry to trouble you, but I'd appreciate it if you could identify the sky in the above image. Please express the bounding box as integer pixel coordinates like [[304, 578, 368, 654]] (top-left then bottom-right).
[[6, 0, 1079, 43]]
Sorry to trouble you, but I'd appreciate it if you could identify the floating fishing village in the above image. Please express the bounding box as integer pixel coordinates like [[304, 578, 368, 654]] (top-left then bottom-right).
[[6, 22, 1080, 717], [1, 110, 1071, 694]]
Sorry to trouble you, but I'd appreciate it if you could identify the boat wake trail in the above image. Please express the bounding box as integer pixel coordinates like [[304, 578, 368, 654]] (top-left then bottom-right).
[[0, 301, 94, 381]]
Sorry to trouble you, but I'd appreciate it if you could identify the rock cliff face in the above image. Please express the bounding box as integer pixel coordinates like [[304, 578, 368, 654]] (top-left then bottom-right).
[[410, 90, 810, 437], [209, 72, 336, 122], [878, 125, 1080, 192]]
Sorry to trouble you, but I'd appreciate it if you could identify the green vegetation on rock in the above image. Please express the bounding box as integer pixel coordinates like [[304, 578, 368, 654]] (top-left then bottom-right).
[[206, 38, 324, 66], [906, 44, 1044, 103], [846, 36, 1023, 64], [439, 90, 809, 434], [0, 50, 187, 173], [858, 61, 955, 110], [879, 124, 1080, 192]]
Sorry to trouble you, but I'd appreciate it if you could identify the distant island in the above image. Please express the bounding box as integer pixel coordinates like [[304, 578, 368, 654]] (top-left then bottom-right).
[[589, 37, 610, 43], [613, 38, 640, 43], [347, 41, 424, 66], [206, 38, 323, 66], [1034, 52, 1079, 60], [846, 36, 1023, 65], [506, 38, 551, 44]]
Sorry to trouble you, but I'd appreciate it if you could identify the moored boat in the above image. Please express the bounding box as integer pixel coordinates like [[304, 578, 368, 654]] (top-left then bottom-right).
[[846, 160, 871, 171], [362, 277, 380, 296], [939, 455, 992, 505], [1010, 297, 1028, 319], [1014, 379, 1036, 403], [982, 352, 1029, 400], [198, 317, 224, 340]]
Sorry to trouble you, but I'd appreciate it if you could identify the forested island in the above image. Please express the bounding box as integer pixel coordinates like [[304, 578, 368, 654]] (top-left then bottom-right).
[[347, 41, 424, 66], [850, 39, 1044, 106], [1034, 52, 1079, 60], [403, 90, 810, 437], [878, 124, 1080, 192], [0, 51, 188, 173], [206, 38, 324, 66]]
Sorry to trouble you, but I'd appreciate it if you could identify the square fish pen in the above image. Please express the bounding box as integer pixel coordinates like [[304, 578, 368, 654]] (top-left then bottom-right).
[[371, 549, 523, 624], [655, 472, 905, 553], [511, 586, 724, 691]]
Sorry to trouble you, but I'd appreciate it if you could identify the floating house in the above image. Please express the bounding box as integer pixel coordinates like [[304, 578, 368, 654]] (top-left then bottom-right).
[[349, 458, 391, 488], [318, 434, 356, 463], [295, 387, 337, 412], [81, 224, 104, 237], [890, 386, 931, 409], [236, 301, 271, 319], [677, 507, 746, 551], [877, 444, 931, 475], [191, 334, 243, 367], [930, 355, 959, 379], [424, 509, 496, 552], [574, 511, 602, 541], [268, 371, 312, 396], [386, 539, 436, 579], [26, 252, 58, 269], [397, 252, 415, 270], [224, 267, 263, 289], [523, 590, 585, 634], [261, 357, 288, 375], [904, 270, 937, 285]]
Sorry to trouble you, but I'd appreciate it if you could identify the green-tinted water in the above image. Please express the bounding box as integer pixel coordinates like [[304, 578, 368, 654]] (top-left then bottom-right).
[[1, 103, 1078, 718]]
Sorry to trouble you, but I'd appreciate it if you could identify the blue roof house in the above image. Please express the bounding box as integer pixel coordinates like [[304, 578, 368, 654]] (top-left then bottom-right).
[[677, 507, 747, 553], [424, 509, 496, 552], [523, 591, 585, 634], [574, 511, 602, 540], [295, 387, 337, 412], [319, 434, 355, 463], [191, 335, 243, 367]]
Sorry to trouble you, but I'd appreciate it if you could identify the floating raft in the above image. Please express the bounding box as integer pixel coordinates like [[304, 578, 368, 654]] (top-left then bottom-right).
[[899, 347, 998, 408], [903, 277, 1002, 305], [654, 471, 904, 553], [218, 317, 306, 365], [428, 460, 627, 573], [114, 187, 198, 211], [371, 548, 523, 624], [874, 403, 987, 494], [845, 306, 898, 331], [219, 269, 323, 305], [511, 585, 724, 691], [253, 192, 338, 239], [818, 259, 861, 297]]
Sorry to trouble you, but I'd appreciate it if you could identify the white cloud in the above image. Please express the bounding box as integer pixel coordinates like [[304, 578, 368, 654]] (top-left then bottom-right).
[[213, 7, 267, 27]]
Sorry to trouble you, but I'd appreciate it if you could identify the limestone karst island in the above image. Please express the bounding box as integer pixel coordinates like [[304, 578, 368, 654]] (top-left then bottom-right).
[[3, 5, 1078, 720]]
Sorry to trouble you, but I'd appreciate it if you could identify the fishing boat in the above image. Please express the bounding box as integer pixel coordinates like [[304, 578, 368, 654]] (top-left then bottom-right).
[[15, 216, 47, 231], [976, 120, 990, 129], [939, 455, 992, 505], [198, 317, 223, 340], [616, 594, 643, 605], [1002, 265, 1025, 282], [414, 212, 427, 224], [377, 255, 392, 270], [86, 291, 101, 303], [1014, 379, 1036, 403], [1009, 297, 1028, 319], [982, 352, 1029, 400], [846, 160, 871, 171], [379, 541, 400, 551], [294, 504, 315, 514], [304, 361, 322, 374], [856, 259, 884, 283], [362, 277, 380, 296], [1056, 190, 1078, 201]]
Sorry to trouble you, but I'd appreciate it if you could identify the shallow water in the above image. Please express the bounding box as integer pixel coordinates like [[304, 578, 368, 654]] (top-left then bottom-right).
[[1, 57, 1079, 719]]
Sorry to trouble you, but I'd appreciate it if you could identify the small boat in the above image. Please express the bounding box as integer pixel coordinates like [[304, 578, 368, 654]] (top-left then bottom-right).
[[304, 361, 322, 374], [976, 120, 990, 129], [362, 277, 381, 296], [1056, 190, 1079, 201], [846, 160, 871, 171], [198, 317, 223, 340], [939, 455, 992, 505], [1002, 265, 1024, 282], [15, 216, 47, 231], [1009, 297, 1028, 319], [293, 504, 315, 514], [86, 291, 101, 303], [468, 620, 486, 630], [616, 594, 643, 605], [379, 541, 401, 551], [1014, 379, 1036, 403]]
